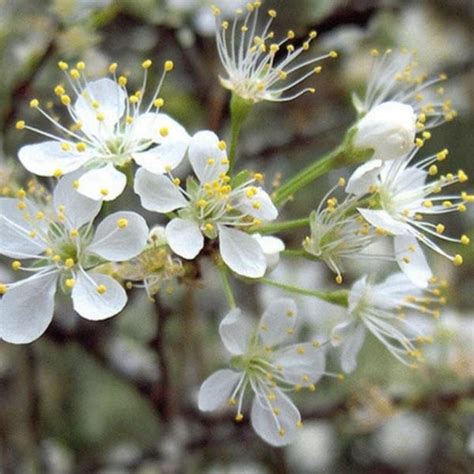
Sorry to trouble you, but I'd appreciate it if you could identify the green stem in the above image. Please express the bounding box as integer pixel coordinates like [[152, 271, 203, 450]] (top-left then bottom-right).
[[273, 145, 346, 206], [229, 93, 253, 173], [218, 264, 236, 309], [258, 277, 349, 307], [250, 217, 310, 235]]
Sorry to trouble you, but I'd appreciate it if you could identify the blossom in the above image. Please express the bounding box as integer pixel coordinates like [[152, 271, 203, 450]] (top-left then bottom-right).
[[0, 174, 149, 344], [332, 273, 442, 372], [212, 2, 337, 103], [17, 59, 190, 201], [347, 147, 471, 286], [351, 49, 456, 160], [198, 299, 329, 446], [134, 130, 278, 278], [252, 233, 285, 271]]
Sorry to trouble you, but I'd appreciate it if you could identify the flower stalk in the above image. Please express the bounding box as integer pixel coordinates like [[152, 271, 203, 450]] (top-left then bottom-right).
[[229, 93, 253, 172]]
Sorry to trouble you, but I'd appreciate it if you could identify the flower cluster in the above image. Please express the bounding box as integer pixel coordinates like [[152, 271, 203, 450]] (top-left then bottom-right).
[[0, 2, 470, 448]]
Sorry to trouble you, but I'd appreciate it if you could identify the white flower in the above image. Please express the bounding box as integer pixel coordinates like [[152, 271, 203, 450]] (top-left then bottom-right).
[[353, 101, 417, 161], [198, 299, 329, 446], [331, 273, 441, 372], [0, 174, 149, 344], [252, 233, 284, 271], [17, 59, 190, 201], [347, 147, 471, 285], [134, 130, 278, 278], [354, 49, 457, 128], [212, 2, 337, 103]]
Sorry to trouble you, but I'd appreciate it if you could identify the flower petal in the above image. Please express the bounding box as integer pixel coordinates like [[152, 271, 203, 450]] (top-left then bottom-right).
[[189, 131, 228, 183], [18, 141, 90, 177], [258, 298, 297, 347], [358, 208, 412, 236], [74, 78, 126, 137], [273, 342, 327, 385], [53, 172, 102, 228], [219, 308, 253, 355], [0, 272, 58, 344], [134, 168, 188, 213], [252, 234, 285, 271], [234, 188, 278, 221], [72, 272, 127, 320], [218, 225, 266, 278], [0, 198, 47, 258], [133, 143, 189, 175], [339, 323, 366, 374], [250, 387, 301, 447], [198, 369, 242, 411], [345, 159, 383, 196], [165, 218, 204, 259], [88, 211, 149, 261], [130, 112, 190, 144], [394, 236, 432, 288], [76, 164, 127, 201]]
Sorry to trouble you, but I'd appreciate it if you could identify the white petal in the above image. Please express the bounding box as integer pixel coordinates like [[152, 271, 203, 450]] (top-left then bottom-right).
[[130, 112, 190, 144], [258, 298, 297, 347], [76, 164, 127, 201], [218, 226, 266, 278], [251, 387, 301, 447], [134, 168, 187, 213], [394, 236, 432, 288], [198, 369, 242, 411], [0, 272, 58, 344], [53, 172, 102, 228], [133, 143, 189, 175], [219, 308, 253, 355], [347, 276, 369, 314], [273, 342, 326, 384], [18, 141, 90, 177], [345, 159, 383, 196], [74, 78, 126, 137], [72, 272, 127, 320], [339, 323, 366, 374], [358, 208, 412, 236], [0, 198, 47, 258], [252, 234, 285, 271], [234, 188, 278, 221], [88, 211, 149, 261], [165, 218, 204, 259], [189, 130, 228, 183]]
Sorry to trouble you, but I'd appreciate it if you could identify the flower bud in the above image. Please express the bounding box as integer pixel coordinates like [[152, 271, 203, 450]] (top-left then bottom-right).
[[353, 101, 417, 161]]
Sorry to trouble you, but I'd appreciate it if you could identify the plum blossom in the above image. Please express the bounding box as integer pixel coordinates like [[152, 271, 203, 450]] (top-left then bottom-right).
[[0, 174, 149, 343], [17, 59, 190, 201], [332, 273, 442, 373], [198, 299, 330, 446], [134, 130, 278, 278], [213, 1, 337, 103]]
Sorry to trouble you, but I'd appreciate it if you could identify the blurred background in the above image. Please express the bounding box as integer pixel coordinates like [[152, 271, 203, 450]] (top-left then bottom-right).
[[0, 0, 473, 472]]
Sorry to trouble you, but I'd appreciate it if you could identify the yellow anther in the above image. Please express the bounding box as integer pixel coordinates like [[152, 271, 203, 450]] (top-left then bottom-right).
[[415, 138, 424, 148], [370, 48, 380, 57], [154, 98, 164, 108], [96, 112, 105, 121], [204, 223, 214, 233], [36, 211, 45, 220], [337, 373, 345, 381], [142, 59, 152, 69], [129, 95, 139, 104], [29, 99, 39, 108], [228, 397, 236, 406], [76, 142, 86, 152], [52, 254, 62, 263], [252, 201, 261, 210], [64, 258, 75, 268], [422, 200, 433, 208], [72, 180, 79, 189], [126, 116, 133, 124], [17, 201, 26, 210], [296, 346, 305, 355], [443, 201, 453, 208], [164, 60, 174, 72], [53, 169, 63, 178], [458, 204, 467, 212], [278, 429, 285, 437], [428, 165, 438, 176], [461, 192, 474, 202], [253, 173, 264, 182], [235, 413, 244, 422], [196, 199, 208, 208], [458, 170, 468, 183], [338, 177, 346, 187], [91, 100, 100, 109], [61, 142, 71, 152], [287, 30, 295, 39], [29, 230, 37, 238], [314, 66, 322, 74], [461, 235, 470, 245], [118, 76, 128, 86], [453, 254, 463, 266], [70, 228, 79, 238], [159, 127, 169, 137], [268, 9, 277, 18], [269, 43, 279, 54], [309, 30, 317, 39], [76, 61, 86, 70], [329, 50, 338, 58], [100, 188, 109, 196], [70, 69, 80, 80], [173, 177, 181, 186], [0, 284, 7, 295], [16, 120, 26, 130], [336, 275, 343, 284], [65, 278, 75, 289], [117, 218, 129, 229], [11, 261, 22, 271], [217, 140, 227, 151], [109, 62, 118, 74], [436, 149, 448, 161], [58, 61, 69, 70], [97, 284, 107, 295], [16, 189, 26, 199], [207, 158, 215, 165], [60, 95, 71, 106]]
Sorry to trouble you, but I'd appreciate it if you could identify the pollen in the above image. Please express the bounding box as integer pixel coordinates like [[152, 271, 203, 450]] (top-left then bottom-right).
[[435, 224, 445, 234], [154, 98, 164, 108], [142, 59, 152, 69], [76, 142, 87, 152], [235, 413, 244, 422], [60, 95, 71, 106], [453, 254, 463, 266], [164, 60, 174, 72], [11, 261, 22, 271], [461, 235, 470, 245], [159, 127, 169, 137], [100, 188, 109, 196], [97, 285, 107, 295], [118, 76, 128, 86], [58, 61, 69, 70], [70, 228, 79, 238], [54, 85, 65, 96], [0, 284, 7, 294], [64, 258, 75, 268], [458, 170, 468, 183], [29, 99, 39, 108], [65, 278, 75, 289], [117, 218, 129, 229], [16, 120, 26, 130]]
